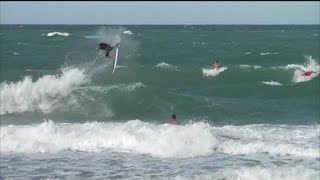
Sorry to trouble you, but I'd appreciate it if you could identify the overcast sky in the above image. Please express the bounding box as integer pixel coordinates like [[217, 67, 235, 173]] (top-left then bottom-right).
[[1, 1, 319, 25]]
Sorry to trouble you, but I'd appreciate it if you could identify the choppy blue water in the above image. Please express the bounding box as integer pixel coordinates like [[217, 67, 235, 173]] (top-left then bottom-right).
[[0, 25, 319, 179]]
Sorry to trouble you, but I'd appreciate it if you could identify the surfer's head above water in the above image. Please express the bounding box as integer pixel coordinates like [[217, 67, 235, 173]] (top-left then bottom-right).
[[213, 60, 220, 69], [166, 114, 180, 125]]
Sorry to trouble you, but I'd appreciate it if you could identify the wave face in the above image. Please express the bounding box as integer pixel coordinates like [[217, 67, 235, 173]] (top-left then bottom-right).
[[1, 67, 87, 115]]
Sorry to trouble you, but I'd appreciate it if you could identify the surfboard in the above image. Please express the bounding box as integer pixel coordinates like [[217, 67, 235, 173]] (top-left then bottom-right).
[[202, 67, 227, 77], [112, 47, 119, 74]]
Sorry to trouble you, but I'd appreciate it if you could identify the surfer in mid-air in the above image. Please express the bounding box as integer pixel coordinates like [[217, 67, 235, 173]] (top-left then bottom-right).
[[97, 42, 119, 58]]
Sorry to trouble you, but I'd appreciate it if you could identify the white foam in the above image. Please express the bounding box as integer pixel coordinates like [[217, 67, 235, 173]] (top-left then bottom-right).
[[123, 30, 133, 35], [182, 165, 319, 180], [286, 56, 320, 83], [260, 52, 278, 56], [214, 124, 319, 158], [82, 82, 146, 94], [13, 52, 19, 55], [239, 65, 261, 69], [261, 81, 282, 86], [2, 121, 317, 159], [0, 67, 87, 115], [155, 62, 180, 71], [245, 52, 252, 55], [46, 32, 70, 37], [202, 67, 227, 77], [83, 35, 104, 39], [0, 120, 216, 158]]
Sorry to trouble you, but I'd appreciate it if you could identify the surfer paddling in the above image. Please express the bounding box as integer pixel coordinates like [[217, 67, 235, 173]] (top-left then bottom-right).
[[212, 60, 221, 69], [97, 42, 119, 58], [166, 114, 180, 125]]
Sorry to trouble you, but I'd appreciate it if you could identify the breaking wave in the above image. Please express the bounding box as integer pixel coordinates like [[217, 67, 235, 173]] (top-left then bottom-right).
[[0, 67, 87, 115]]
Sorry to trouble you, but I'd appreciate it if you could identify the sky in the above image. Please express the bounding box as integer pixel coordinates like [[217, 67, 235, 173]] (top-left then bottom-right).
[[1, 1, 319, 25]]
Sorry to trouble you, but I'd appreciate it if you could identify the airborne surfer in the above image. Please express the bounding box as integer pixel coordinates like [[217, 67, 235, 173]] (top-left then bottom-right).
[[97, 42, 119, 58]]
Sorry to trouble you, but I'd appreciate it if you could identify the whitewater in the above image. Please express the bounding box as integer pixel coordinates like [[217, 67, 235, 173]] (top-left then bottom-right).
[[1, 25, 319, 179]]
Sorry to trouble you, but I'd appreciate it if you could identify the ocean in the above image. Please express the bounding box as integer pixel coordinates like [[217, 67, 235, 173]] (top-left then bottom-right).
[[0, 25, 319, 179]]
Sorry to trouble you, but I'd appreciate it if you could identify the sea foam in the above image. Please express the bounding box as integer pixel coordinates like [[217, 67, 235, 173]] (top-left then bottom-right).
[[46, 32, 70, 37], [261, 81, 282, 86], [202, 67, 227, 77], [285, 56, 320, 83], [0, 67, 87, 115], [1, 121, 318, 159], [155, 62, 180, 71], [180, 165, 319, 180]]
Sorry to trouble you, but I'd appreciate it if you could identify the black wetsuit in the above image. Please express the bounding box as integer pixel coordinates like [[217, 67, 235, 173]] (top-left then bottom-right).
[[97, 43, 115, 57]]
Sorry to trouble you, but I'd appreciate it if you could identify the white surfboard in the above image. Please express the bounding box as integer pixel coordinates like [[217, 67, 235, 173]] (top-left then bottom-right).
[[202, 67, 227, 77], [112, 47, 119, 74]]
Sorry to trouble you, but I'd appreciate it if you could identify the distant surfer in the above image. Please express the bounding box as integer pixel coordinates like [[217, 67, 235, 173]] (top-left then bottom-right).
[[212, 60, 221, 69], [166, 114, 180, 125], [301, 70, 315, 76], [97, 42, 119, 58], [301, 59, 315, 76]]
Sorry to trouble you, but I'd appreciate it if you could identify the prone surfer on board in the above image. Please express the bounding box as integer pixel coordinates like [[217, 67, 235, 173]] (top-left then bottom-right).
[[97, 42, 119, 58], [301, 70, 315, 76], [300, 59, 317, 76]]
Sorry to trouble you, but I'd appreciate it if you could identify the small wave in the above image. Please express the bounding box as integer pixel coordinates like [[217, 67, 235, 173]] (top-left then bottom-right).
[[82, 82, 146, 94], [17, 42, 28, 46], [260, 52, 278, 56], [13, 52, 20, 55], [192, 41, 207, 45], [155, 62, 180, 71], [244, 52, 252, 55], [202, 67, 227, 77], [123, 30, 133, 35], [286, 56, 320, 83], [314, 34, 318, 36], [261, 81, 282, 86], [231, 41, 238, 46], [239, 65, 261, 69], [84, 35, 104, 39], [46, 32, 70, 37], [0, 67, 87, 115]]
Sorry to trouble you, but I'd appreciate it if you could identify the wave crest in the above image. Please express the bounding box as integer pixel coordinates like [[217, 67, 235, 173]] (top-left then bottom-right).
[[0, 67, 87, 115]]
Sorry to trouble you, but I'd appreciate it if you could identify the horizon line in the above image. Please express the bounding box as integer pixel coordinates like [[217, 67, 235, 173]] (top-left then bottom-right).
[[1, 23, 319, 26]]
